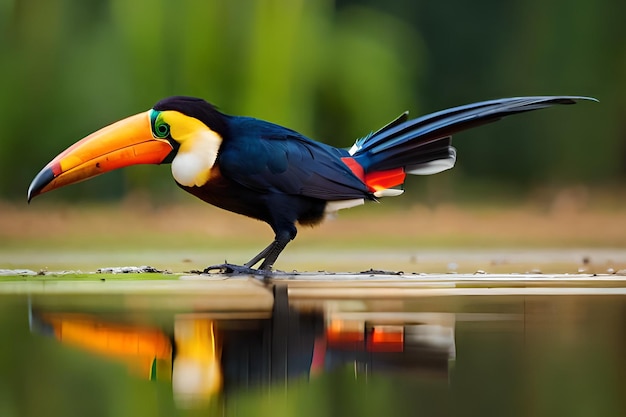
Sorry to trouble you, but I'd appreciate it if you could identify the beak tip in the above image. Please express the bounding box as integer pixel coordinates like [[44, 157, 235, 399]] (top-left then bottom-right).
[[27, 167, 55, 203], [27, 185, 36, 203]]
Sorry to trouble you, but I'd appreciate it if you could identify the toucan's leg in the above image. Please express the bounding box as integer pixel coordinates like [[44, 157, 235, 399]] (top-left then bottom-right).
[[202, 235, 277, 274], [243, 241, 275, 269], [256, 234, 292, 270], [245, 229, 293, 270], [204, 229, 294, 274]]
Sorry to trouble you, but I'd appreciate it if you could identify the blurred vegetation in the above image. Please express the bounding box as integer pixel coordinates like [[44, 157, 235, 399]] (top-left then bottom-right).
[[0, 0, 624, 201]]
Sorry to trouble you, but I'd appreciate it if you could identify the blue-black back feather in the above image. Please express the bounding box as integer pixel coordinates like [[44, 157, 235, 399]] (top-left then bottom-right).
[[218, 117, 369, 200]]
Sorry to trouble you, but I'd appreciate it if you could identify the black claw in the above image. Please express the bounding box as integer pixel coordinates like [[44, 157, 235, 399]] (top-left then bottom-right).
[[203, 263, 271, 277]]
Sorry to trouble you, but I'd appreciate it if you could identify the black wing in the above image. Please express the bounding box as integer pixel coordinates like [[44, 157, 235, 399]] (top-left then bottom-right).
[[218, 117, 369, 200]]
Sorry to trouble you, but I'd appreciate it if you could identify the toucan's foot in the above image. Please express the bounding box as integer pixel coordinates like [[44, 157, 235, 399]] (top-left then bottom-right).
[[202, 263, 269, 277]]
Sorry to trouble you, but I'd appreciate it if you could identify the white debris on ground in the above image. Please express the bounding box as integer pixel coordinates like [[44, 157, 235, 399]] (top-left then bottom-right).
[[0, 266, 168, 276], [0, 269, 38, 276], [1, 269, 85, 276], [96, 266, 167, 274]]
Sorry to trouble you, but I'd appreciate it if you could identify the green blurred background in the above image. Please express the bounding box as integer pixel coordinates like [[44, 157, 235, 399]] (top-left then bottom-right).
[[2, 0, 624, 203]]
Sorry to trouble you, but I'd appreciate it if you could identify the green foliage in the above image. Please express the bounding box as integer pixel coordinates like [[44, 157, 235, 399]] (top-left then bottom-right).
[[1, 0, 624, 200]]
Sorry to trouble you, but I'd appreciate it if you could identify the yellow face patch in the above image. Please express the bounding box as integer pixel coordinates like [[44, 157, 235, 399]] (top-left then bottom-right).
[[153, 110, 223, 187], [157, 111, 211, 149]]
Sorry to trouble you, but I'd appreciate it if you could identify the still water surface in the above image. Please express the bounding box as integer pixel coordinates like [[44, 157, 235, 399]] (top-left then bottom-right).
[[1, 275, 625, 417]]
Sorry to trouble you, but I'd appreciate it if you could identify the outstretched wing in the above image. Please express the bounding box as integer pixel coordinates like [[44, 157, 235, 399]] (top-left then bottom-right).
[[218, 117, 369, 200]]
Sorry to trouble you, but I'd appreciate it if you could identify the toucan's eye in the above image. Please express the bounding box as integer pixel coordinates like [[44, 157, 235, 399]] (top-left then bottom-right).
[[150, 110, 170, 139]]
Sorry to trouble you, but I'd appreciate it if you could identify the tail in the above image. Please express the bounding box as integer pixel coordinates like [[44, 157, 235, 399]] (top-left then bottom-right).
[[341, 96, 597, 197]]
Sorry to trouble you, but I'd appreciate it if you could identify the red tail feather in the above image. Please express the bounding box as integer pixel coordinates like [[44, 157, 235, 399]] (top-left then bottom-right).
[[365, 168, 405, 191], [341, 157, 405, 192]]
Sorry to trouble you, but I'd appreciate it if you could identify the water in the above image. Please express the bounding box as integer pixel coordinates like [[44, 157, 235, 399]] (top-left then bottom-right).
[[1, 276, 625, 417]]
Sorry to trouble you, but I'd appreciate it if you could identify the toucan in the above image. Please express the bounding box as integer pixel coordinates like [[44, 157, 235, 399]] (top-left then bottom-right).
[[28, 96, 595, 273]]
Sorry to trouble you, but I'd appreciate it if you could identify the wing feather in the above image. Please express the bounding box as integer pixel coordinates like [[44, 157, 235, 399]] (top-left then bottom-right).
[[218, 117, 369, 200]]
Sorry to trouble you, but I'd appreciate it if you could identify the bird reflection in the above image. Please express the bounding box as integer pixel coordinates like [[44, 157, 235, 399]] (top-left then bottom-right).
[[28, 285, 455, 407], [171, 319, 222, 406]]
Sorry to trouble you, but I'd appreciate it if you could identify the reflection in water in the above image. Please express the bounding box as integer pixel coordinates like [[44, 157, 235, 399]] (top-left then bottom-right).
[[172, 319, 221, 406], [30, 312, 172, 380], [10, 282, 626, 416], [28, 285, 455, 408]]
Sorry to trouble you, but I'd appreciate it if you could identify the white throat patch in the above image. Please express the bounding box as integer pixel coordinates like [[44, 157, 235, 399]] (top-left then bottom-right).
[[171, 129, 222, 187]]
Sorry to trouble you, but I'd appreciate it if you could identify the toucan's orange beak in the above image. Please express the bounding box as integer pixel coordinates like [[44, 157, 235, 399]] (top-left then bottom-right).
[[27, 111, 173, 202]]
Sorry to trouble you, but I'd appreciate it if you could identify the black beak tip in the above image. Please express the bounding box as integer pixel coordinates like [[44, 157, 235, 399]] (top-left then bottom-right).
[[27, 167, 55, 203]]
